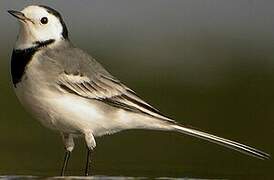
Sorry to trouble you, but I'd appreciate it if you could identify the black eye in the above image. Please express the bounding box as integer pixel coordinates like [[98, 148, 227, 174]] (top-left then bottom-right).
[[40, 17, 48, 24]]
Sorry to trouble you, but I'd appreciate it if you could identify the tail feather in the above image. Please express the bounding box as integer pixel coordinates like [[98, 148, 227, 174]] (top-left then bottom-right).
[[171, 124, 270, 160]]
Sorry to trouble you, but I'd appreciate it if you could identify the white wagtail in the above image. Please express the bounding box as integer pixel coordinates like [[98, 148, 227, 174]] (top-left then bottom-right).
[[8, 5, 270, 176]]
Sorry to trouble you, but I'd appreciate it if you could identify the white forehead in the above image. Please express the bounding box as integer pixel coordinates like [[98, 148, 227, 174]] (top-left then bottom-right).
[[21, 5, 52, 20]]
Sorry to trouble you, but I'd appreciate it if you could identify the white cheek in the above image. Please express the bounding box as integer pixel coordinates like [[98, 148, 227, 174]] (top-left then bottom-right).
[[33, 19, 62, 42], [46, 23, 63, 40], [15, 20, 63, 50]]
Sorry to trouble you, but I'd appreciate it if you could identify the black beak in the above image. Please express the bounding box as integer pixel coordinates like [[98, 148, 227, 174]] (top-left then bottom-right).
[[8, 10, 27, 21]]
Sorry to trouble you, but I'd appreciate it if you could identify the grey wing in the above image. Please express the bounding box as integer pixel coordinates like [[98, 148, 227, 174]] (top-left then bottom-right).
[[57, 72, 174, 122], [52, 47, 174, 123]]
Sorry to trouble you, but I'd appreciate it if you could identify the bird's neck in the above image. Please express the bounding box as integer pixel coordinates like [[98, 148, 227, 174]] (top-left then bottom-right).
[[15, 37, 59, 51], [11, 38, 57, 87], [14, 25, 63, 50]]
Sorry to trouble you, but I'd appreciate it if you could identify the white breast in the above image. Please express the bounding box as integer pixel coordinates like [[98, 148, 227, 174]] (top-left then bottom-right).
[[13, 54, 125, 135], [13, 51, 167, 137]]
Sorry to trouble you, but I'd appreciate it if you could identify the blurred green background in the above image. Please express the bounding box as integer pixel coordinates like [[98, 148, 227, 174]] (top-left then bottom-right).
[[0, 0, 274, 179]]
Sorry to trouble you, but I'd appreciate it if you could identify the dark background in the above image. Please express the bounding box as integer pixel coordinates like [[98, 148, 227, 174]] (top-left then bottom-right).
[[0, 0, 273, 179]]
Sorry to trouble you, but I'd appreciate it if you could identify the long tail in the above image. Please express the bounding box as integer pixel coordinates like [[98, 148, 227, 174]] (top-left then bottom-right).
[[169, 124, 270, 160]]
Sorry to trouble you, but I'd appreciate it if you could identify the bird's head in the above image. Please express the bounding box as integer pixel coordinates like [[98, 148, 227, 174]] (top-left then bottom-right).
[[8, 5, 68, 50]]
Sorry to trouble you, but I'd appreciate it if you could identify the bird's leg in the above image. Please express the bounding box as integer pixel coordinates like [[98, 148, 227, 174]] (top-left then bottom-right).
[[61, 150, 70, 176], [60, 133, 74, 176], [84, 132, 96, 176], [85, 148, 92, 176]]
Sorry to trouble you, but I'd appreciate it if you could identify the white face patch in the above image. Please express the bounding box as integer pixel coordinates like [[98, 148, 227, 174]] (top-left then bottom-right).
[[15, 5, 64, 50]]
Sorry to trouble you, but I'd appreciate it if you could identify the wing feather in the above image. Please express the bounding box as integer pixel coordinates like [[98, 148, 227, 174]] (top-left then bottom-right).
[[57, 73, 174, 123]]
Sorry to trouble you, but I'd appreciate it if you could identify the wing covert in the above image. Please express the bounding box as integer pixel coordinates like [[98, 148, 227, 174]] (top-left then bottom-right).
[[57, 72, 174, 122]]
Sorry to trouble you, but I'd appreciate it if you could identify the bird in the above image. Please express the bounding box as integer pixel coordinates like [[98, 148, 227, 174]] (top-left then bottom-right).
[[8, 5, 270, 176]]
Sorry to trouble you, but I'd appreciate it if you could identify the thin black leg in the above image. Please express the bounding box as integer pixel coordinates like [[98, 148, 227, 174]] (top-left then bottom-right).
[[85, 148, 92, 176], [61, 150, 71, 176]]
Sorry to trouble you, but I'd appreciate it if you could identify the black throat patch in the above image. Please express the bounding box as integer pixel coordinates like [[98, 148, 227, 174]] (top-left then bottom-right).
[[11, 39, 55, 87]]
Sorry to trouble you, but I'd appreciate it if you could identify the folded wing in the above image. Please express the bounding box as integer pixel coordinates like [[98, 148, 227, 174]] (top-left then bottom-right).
[[57, 72, 174, 123]]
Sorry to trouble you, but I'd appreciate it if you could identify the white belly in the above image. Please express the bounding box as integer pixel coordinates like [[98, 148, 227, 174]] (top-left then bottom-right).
[[13, 57, 166, 137], [14, 78, 140, 137], [15, 81, 165, 137]]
